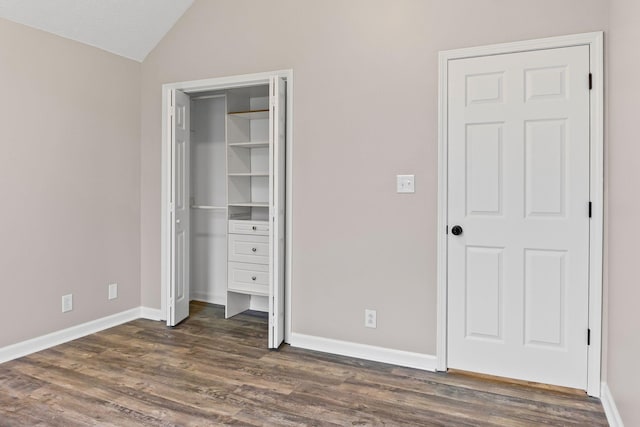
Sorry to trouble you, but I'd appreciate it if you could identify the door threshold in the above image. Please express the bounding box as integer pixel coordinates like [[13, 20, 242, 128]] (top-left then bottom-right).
[[447, 369, 587, 397]]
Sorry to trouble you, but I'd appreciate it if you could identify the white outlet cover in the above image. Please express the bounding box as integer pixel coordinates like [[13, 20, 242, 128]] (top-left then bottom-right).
[[396, 174, 415, 193], [365, 309, 377, 328], [108, 283, 118, 300], [62, 294, 73, 313]]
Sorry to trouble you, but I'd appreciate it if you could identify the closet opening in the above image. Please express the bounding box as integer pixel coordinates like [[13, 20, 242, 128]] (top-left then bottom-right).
[[161, 71, 292, 349]]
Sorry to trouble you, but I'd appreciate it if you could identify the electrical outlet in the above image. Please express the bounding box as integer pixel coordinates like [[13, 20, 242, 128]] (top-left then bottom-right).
[[365, 309, 377, 328], [108, 283, 118, 300], [62, 294, 73, 313]]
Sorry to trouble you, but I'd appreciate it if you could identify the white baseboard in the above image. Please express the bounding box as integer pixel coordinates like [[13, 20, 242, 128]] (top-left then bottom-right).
[[0, 308, 140, 364], [601, 382, 624, 427], [2, 308, 436, 376], [191, 292, 225, 306], [249, 295, 268, 312], [139, 306, 164, 321], [290, 332, 437, 371], [191, 294, 268, 313]]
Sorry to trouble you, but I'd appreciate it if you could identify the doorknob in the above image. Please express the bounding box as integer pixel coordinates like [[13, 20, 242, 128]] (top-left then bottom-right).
[[451, 225, 463, 236], [176, 219, 181, 224]]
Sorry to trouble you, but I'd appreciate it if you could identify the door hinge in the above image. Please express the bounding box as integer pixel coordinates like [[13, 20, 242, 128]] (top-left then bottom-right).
[[587, 329, 591, 346], [270, 96, 277, 108], [589, 73, 593, 90], [446, 225, 449, 234], [588, 201, 592, 218], [169, 105, 175, 117]]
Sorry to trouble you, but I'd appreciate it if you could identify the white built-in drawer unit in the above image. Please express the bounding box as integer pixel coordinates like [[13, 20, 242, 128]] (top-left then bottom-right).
[[228, 234, 269, 264], [228, 220, 269, 236], [227, 261, 269, 295]]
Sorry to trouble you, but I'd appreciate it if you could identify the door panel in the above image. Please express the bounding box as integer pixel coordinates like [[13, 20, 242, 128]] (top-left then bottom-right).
[[169, 89, 190, 327], [447, 45, 590, 389], [525, 120, 567, 217], [466, 123, 503, 216], [465, 246, 504, 341], [524, 249, 566, 348], [268, 76, 286, 349]]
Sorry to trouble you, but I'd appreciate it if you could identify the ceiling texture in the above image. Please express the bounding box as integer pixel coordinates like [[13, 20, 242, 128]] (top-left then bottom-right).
[[0, 0, 194, 61]]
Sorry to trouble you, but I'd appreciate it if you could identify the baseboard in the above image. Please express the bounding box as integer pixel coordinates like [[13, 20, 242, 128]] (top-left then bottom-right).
[[191, 294, 268, 313], [191, 293, 226, 306], [139, 306, 164, 321], [601, 382, 624, 427], [289, 332, 437, 371], [1, 309, 436, 375], [0, 308, 140, 364], [249, 295, 268, 312]]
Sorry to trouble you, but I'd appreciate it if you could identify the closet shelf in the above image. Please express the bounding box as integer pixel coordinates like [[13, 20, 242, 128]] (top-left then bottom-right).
[[228, 141, 269, 148], [228, 288, 269, 297], [227, 109, 269, 119], [228, 202, 269, 207], [228, 172, 269, 177], [191, 205, 228, 210]]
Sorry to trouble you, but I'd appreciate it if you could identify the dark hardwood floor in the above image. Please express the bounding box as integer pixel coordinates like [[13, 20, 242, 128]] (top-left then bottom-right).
[[0, 302, 608, 426]]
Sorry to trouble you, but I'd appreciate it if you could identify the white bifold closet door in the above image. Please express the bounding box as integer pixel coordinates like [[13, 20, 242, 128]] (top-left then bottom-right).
[[169, 89, 191, 327], [269, 76, 286, 349]]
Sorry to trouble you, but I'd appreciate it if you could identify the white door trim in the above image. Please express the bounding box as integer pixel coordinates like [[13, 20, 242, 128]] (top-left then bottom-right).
[[436, 32, 603, 397], [160, 69, 294, 343]]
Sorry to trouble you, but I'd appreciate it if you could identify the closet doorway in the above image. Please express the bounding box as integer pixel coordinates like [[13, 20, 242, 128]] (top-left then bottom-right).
[[160, 70, 293, 349]]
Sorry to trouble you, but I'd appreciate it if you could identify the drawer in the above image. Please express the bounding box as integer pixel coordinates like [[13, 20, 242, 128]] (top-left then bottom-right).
[[227, 262, 269, 295], [228, 234, 269, 264], [228, 220, 269, 236]]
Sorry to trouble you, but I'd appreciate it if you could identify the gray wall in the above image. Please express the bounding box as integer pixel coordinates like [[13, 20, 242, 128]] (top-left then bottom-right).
[[4, 2, 638, 424], [140, 0, 608, 355], [0, 18, 141, 347], [607, 0, 640, 423]]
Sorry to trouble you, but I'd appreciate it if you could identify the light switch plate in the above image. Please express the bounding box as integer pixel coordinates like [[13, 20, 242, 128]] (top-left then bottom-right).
[[397, 174, 415, 193]]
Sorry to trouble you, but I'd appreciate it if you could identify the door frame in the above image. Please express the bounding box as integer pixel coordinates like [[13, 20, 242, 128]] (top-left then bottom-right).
[[436, 32, 604, 397], [160, 69, 294, 342]]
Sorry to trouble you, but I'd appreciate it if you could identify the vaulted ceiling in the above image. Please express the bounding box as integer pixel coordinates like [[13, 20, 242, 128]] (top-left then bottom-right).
[[0, 0, 194, 61]]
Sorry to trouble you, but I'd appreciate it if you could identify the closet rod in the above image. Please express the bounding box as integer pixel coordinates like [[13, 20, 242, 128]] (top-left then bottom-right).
[[191, 205, 227, 210], [190, 94, 226, 101]]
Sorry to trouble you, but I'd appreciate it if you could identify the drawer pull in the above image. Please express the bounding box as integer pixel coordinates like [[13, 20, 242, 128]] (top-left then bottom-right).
[[251, 247, 257, 252], [251, 276, 257, 281], [252, 226, 257, 231]]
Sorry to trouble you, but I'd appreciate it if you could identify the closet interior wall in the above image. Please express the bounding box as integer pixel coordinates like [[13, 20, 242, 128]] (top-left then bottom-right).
[[190, 94, 227, 306], [188, 86, 271, 313]]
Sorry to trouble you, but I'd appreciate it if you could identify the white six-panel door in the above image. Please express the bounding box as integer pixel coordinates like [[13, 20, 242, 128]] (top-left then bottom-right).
[[447, 46, 591, 389], [168, 89, 191, 327]]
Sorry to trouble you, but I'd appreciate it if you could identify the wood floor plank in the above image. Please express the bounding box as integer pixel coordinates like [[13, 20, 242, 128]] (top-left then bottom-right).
[[12, 358, 235, 426], [391, 365, 605, 412], [341, 369, 606, 426], [0, 302, 608, 426], [290, 380, 483, 427], [61, 355, 242, 419]]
